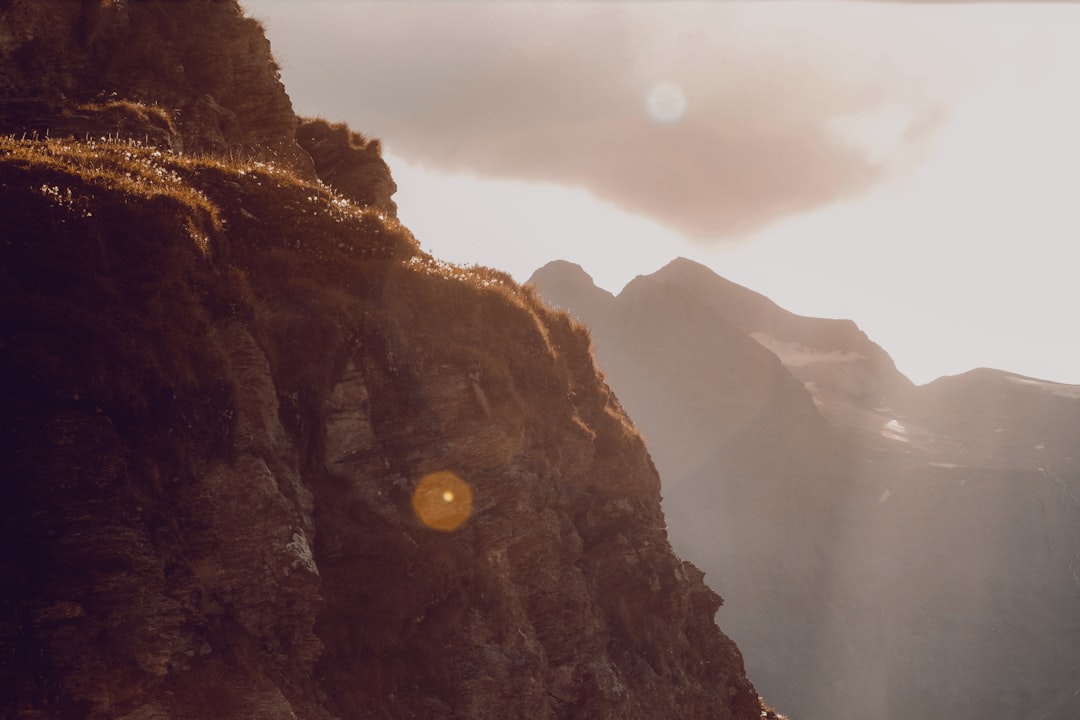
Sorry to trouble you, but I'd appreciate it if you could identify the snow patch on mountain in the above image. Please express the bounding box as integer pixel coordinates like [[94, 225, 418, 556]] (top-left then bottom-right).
[[881, 418, 909, 443], [1006, 374, 1080, 399], [750, 332, 867, 367]]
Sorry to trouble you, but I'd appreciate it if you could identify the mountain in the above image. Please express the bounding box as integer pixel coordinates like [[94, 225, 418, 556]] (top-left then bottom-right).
[[530, 260, 836, 486], [0, 5, 778, 719], [909, 367, 1080, 472], [530, 258, 1080, 720]]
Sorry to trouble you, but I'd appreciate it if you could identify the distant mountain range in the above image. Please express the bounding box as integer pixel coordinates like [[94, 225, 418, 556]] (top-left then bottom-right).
[[530, 257, 1080, 720]]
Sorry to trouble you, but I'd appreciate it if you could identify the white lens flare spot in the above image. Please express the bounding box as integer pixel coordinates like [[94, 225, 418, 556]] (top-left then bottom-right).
[[646, 82, 688, 125], [412, 471, 473, 532]]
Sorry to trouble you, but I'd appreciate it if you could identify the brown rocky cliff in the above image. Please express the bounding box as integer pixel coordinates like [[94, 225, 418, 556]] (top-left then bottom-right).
[[0, 0, 312, 174], [0, 136, 771, 720], [0, 5, 777, 719], [296, 118, 398, 218]]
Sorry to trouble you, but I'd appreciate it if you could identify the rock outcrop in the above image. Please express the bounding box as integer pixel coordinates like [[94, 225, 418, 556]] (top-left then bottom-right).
[[296, 118, 398, 218], [0, 0, 312, 173], [0, 5, 777, 719]]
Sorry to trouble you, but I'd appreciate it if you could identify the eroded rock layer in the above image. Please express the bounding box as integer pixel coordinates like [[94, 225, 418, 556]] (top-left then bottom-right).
[[0, 6, 775, 713]]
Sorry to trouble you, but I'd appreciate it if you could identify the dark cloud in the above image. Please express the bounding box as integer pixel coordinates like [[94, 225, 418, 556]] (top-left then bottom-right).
[[249, 2, 959, 241]]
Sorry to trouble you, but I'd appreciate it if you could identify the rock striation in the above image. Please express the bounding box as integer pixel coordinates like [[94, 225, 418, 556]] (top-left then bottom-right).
[[0, 5, 777, 719]]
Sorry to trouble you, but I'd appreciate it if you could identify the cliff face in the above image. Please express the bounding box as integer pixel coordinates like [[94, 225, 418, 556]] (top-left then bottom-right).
[[0, 6, 773, 720], [0, 0, 310, 171]]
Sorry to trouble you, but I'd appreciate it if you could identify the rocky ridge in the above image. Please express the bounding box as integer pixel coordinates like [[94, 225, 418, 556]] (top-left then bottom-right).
[[0, 3, 776, 719]]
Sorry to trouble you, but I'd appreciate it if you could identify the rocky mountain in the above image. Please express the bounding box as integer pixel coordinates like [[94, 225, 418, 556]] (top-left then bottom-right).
[[529, 258, 1080, 720], [0, 4, 778, 719]]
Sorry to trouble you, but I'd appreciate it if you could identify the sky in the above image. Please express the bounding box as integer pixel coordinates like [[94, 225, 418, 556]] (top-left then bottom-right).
[[243, 0, 1080, 386]]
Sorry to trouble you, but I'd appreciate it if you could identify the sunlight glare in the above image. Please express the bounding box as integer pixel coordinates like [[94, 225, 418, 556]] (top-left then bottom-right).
[[646, 82, 688, 124], [412, 471, 473, 532]]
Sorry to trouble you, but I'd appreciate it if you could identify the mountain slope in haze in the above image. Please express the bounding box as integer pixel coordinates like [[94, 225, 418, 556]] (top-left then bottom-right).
[[0, 5, 779, 719], [530, 261, 837, 488], [530, 258, 1080, 720], [909, 367, 1080, 472]]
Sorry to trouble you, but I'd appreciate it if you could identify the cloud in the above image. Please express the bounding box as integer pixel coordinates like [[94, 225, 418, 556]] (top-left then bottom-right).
[[251, 2, 977, 241]]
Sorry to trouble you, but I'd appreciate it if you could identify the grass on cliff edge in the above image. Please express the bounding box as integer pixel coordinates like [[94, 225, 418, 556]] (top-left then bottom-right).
[[0, 134, 599, 345], [0, 134, 413, 256], [0, 136, 603, 432]]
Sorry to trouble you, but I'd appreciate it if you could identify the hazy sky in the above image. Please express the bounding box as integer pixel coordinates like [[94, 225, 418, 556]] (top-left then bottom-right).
[[244, 0, 1080, 386]]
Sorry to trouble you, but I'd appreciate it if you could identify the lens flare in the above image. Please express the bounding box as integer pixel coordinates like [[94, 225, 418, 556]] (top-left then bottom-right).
[[646, 82, 688, 125], [412, 471, 473, 532]]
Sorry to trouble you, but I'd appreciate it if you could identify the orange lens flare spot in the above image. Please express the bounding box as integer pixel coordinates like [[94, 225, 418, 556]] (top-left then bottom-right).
[[412, 471, 473, 532]]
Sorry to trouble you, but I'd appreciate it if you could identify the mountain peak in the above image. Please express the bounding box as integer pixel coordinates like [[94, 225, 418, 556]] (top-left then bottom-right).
[[533, 256, 914, 443], [531, 259, 598, 284], [527, 260, 615, 325]]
